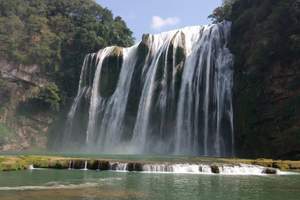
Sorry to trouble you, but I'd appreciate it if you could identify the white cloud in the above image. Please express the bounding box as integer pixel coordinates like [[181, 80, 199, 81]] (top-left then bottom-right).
[[151, 16, 180, 30]]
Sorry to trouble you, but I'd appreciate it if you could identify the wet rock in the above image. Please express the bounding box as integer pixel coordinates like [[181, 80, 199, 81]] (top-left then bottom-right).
[[87, 160, 99, 170], [199, 166, 203, 172], [134, 163, 144, 171], [211, 165, 220, 174], [262, 168, 277, 174], [272, 162, 290, 170], [47, 160, 69, 169], [126, 162, 143, 171], [99, 46, 123, 97], [72, 160, 86, 169], [126, 163, 134, 171], [98, 161, 110, 170], [110, 163, 119, 170]]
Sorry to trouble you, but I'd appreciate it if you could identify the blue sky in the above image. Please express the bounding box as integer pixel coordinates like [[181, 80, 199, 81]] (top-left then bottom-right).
[[96, 0, 222, 41]]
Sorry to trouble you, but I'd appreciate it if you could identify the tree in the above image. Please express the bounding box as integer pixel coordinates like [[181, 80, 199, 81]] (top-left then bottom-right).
[[0, 0, 134, 97], [208, 0, 237, 23]]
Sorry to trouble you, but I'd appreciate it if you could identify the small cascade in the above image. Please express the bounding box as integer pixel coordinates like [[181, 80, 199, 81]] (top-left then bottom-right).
[[106, 162, 280, 175], [96, 161, 101, 171], [28, 165, 34, 170], [68, 160, 73, 170], [82, 161, 88, 171], [218, 164, 266, 175], [87, 161, 282, 175], [62, 21, 234, 156], [110, 162, 128, 171], [142, 164, 174, 172], [172, 164, 206, 174], [38, 159, 292, 175]]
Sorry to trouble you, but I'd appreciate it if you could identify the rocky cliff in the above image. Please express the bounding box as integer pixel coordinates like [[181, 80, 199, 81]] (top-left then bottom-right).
[[0, 60, 57, 151], [0, 0, 134, 152], [229, 0, 300, 159]]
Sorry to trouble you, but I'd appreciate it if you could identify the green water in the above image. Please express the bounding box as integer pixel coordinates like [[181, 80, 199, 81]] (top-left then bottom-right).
[[0, 169, 299, 200]]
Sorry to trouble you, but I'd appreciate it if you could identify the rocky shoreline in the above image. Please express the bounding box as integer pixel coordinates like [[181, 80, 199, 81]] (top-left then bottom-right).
[[0, 155, 299, 174]]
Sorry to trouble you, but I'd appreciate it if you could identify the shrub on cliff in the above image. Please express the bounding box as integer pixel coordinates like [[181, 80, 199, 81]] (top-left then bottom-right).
[[209, 0, 237, 23], [18, 83, 61, 114]]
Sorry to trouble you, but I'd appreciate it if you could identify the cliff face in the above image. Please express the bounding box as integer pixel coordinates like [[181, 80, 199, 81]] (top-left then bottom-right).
[[0, 61, 55, 151], [230, 0, 300, 159]]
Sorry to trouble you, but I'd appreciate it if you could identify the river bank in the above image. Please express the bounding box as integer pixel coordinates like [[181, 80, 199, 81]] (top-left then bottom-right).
[[0, 155, 299, 174]]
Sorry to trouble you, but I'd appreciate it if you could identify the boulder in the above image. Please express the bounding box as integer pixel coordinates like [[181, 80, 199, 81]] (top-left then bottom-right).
[[211, 165, 220, 174]]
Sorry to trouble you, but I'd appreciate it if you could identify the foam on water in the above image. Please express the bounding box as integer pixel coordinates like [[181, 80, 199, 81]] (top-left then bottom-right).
[[106, 162, 295, 176], [0, 182, 99, 191]]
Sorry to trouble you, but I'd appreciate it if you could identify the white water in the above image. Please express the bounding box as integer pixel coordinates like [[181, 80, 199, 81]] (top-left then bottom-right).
[[63, 21, 234, 156], [28, 165, 34, 170], [86, 47, 117, 144], [110, 162, 128, 172], [28, 161, 298, 176], [105, 162, 289, 176], [0, 182, 99, 191], [28, 160, 296, 176], [68, 160, 72, 170], [82, 160, 88, 171]]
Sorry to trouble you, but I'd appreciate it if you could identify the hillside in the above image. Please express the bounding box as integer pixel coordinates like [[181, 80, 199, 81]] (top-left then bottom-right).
[[211, 0, 300, 159], [0, 0, 134, 151]]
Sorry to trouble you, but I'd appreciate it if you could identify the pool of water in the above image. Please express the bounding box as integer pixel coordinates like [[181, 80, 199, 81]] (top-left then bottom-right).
[[0, 169, 299, 200]]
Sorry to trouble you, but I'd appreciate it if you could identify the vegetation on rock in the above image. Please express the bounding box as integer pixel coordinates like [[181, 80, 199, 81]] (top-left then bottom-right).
[[211, 0, 300, 159], [0, 0, 134, 151], [18, 83, 61, 114]]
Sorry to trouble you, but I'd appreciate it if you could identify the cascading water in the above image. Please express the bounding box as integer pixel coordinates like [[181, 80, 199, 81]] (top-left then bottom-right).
[[62, 21, 234, 157]]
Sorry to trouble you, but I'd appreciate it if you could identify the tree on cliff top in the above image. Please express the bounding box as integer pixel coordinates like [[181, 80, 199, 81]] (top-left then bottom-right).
[[208, 0, 237, 23]]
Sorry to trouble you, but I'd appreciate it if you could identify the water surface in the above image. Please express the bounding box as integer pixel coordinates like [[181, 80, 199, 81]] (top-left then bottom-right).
[[0, 169, 299, 200]]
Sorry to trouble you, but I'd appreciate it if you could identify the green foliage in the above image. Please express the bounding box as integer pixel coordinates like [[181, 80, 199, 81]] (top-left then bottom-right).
[[0, 77, 9, 107], [36, 83, 61, 112], [0, 0, 134, 97], [18, 83, 61, 114], [0, 77, 6, 88], [228, 0, 300, 158], [0, 123, 13, 145], [209, 0, 237, 23], [230, 0, 300, 70]]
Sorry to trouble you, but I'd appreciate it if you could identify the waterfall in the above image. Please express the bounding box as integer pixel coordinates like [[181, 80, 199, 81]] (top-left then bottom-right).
[[62, 21, 234, 157]]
